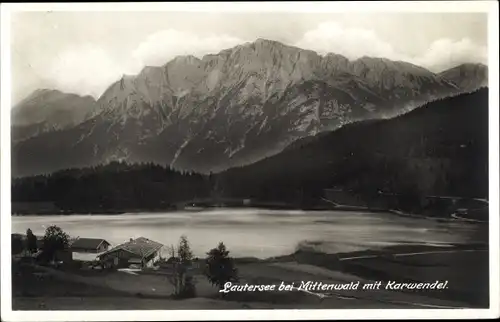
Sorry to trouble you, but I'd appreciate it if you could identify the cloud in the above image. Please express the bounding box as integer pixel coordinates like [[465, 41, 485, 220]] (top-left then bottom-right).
[[45, 44, 124, 98], [294, 22, 409, 62], [294, 21, 487, 72], [412, 38, 488, 72], [42, 24, 487, 100], [43, 30, 247, 99], [130, 29, 246, 69]]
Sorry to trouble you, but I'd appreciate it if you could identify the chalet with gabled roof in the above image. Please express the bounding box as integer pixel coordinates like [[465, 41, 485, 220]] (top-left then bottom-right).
[[97, 237, 163, 269]]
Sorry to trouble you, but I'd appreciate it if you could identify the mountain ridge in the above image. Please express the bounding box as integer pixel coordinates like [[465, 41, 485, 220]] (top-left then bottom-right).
[[11, 39, 488, 177], [217, 87, 489, 204], [11, 89, 98, 143]]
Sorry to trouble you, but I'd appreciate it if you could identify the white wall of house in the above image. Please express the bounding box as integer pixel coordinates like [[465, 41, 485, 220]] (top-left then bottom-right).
[[144, 251, 161, 267], [73, 252, 101, 262]]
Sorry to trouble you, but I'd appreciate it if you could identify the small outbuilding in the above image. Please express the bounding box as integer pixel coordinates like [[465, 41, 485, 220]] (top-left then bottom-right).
[[70, 237, 111, 262]]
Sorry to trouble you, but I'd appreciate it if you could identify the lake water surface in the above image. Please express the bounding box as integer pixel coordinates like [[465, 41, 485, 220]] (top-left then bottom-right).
[[11, 208, 478, 258]]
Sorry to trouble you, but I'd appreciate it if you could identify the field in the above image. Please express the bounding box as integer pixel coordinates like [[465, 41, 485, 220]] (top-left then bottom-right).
[[11, 238, 489, 310]]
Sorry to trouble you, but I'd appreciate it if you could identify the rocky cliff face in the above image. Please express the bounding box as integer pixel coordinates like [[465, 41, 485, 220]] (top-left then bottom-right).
[[11, 39, 483, 177]]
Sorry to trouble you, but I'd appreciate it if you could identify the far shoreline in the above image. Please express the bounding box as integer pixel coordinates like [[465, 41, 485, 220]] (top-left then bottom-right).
[[8, 203, 408, 217]]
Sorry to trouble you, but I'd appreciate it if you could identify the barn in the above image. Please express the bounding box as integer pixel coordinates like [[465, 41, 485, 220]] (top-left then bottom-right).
[[97, 237, 163, 269], [70, 238, 111, 261]]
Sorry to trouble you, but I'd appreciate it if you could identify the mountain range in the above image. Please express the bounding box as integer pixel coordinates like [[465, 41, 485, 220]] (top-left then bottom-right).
[[11, 39, 488, 177]]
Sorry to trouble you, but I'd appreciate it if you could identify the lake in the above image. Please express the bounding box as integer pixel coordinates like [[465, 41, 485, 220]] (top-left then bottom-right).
[[11, 208, 479, 259]]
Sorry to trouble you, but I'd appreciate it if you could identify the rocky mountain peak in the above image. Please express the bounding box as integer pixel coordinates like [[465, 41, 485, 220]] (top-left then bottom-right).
[[167, 54, 202, 66], [11, 89, 98, 141], [438, 63, 488, 92]]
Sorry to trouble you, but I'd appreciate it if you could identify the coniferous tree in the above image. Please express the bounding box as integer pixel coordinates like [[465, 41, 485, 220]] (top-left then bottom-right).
[[167, 236, 196, 299], [26, 228, 38, 254], [205, 242, 238, 293]]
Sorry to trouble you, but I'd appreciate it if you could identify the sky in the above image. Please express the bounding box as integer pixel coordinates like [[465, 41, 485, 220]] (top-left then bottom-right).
[[10, 11, 488, 105]]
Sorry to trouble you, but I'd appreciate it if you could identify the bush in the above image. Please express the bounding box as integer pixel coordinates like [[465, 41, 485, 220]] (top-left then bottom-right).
[[42, 225, 69, 261], [12, 235, 24, 255], [175, 275, 197, 299], [204, 242, 238, 292]]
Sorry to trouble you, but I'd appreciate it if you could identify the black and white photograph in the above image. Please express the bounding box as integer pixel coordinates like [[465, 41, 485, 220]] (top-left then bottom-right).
[[1, 1, 499, 321]]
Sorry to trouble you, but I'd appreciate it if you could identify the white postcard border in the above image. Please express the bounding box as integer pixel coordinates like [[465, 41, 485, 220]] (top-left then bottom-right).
[[1, 1, 499, 321]]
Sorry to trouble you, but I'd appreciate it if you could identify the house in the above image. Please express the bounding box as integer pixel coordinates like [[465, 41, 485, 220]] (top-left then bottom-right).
[[70, 238, 111, 262], [11, 233, 26, 256], [97, 237, 163, 269], [12, 233, 25, 239]]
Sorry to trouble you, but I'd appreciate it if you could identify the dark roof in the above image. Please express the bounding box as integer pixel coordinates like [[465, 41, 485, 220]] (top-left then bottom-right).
[[70, 238, 110, 250], [99, 237, 163, 259]]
